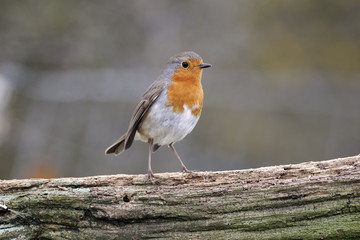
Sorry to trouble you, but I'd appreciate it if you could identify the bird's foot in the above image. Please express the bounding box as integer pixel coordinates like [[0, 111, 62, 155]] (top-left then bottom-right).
[[146, 169, 158, 185], [181, 166, 193, 174]]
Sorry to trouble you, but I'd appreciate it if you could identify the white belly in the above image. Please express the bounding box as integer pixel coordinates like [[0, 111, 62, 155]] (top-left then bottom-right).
[[135, 100, 200, 146]]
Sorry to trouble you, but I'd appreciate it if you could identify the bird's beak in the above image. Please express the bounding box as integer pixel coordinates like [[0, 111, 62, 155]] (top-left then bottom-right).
[[196, 63, 211, 69]]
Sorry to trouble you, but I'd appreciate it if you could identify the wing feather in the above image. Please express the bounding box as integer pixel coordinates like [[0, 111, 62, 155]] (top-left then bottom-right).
[[124, 79, 167, 149]]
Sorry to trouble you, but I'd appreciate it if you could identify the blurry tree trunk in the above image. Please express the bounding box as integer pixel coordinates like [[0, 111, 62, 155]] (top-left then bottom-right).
[[0, 155, 359, 239]]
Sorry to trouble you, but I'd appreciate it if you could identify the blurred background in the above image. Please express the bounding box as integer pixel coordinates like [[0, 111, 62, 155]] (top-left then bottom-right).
[[0, 0, 359, 179]]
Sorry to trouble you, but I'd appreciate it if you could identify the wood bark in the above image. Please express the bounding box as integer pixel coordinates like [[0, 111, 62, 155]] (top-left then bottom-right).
[[0, 155, 359, 239]]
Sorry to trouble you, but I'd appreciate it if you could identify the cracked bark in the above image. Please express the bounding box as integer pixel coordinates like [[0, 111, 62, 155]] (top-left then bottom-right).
[[0, 155, 360, 239]]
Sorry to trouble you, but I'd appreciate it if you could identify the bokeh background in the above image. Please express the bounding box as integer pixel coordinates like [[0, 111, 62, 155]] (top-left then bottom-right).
[[0, 0, 359, 179]]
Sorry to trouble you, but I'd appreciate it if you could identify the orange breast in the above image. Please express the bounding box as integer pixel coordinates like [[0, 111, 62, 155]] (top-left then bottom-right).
[[166, 61, 204, 117]]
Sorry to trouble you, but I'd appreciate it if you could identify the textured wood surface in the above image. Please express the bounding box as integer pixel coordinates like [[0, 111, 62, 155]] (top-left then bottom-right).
[[1, 155, 360, 239]]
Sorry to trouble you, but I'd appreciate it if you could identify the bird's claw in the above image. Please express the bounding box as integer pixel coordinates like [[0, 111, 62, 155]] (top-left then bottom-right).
[[146, 170, 158, 185]]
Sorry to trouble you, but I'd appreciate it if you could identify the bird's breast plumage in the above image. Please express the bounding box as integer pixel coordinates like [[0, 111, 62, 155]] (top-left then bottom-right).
[[136, 87, 201, 146]]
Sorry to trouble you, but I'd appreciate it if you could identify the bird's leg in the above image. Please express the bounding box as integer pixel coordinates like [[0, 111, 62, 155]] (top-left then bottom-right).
[[147, 139, 157, 185], [169, 143, 191, 173]]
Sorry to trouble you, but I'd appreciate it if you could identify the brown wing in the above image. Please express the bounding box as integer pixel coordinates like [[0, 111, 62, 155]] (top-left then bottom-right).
[[124, 79, 167, 150]]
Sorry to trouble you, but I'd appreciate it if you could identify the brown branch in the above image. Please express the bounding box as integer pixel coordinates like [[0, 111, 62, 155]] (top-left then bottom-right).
[[1, 155, 360, 239]]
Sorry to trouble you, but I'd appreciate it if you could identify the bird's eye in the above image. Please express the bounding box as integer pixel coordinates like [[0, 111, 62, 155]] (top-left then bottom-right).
[[182, 62, 189, 68]]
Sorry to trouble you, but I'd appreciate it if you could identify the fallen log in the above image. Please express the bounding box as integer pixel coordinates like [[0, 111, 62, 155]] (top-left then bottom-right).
[[1, 155, 359, 239]]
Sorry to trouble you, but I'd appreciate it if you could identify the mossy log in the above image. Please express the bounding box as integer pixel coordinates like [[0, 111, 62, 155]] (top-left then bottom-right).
[[0, 155, 360, 239]]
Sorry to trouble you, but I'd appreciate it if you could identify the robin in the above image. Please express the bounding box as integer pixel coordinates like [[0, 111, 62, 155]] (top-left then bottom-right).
[[105, 51, 211, 184]]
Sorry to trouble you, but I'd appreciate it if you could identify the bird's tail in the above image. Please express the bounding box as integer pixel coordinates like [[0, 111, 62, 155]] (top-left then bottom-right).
[[105, 133, 127, 155]]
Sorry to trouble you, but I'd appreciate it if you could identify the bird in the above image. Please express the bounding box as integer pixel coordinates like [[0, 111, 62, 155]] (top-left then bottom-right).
[[105, 51, 211, 184]]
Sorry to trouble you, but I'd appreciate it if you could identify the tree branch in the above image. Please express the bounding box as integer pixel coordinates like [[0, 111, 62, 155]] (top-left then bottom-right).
[[1, 155, 360, 239]]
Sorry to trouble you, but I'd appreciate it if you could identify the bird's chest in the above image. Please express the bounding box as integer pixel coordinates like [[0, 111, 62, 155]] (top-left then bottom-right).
[[166, 80, 204, 117], [137, 89, 202, 145]]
